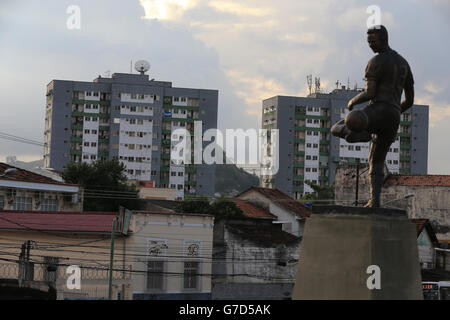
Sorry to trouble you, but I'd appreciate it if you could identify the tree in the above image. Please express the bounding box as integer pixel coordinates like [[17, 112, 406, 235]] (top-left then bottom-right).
[[175, 196, 244, 219], [174, 196, 210, 214], [62, 159, 141, 212], [301, 183, 335, 205], [210, 197, 244, 219]]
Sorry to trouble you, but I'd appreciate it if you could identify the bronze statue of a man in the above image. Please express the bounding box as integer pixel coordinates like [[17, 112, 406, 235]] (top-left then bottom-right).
[[331, 25, 415, 207]]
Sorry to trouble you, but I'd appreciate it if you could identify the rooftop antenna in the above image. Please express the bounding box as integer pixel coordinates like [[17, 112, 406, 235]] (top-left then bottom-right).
[[130, 60, 132, 74], [335, 80, 340, 89], [347, 77, 350, 90], [307, 75, 312, 95], [103, 70, 111, 78]]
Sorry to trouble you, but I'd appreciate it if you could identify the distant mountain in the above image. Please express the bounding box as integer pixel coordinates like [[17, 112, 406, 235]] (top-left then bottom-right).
[[7, 159, 44, 170], [215, 163, 260, 197]]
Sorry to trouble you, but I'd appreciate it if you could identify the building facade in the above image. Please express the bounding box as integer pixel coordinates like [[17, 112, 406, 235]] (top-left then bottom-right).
[[44, 72, 218, 199], [130, 211, 214, 300], [261, 88, 429, 199], [0, 163, 82, 212]]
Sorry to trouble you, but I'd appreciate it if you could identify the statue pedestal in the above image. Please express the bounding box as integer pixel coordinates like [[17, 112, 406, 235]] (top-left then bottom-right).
[[292, 206, 423, 300]]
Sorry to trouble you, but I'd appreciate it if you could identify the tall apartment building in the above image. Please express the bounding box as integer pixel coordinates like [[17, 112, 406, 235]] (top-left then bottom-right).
[[261, 88, 429, 199], [44, 72, 218, 199]]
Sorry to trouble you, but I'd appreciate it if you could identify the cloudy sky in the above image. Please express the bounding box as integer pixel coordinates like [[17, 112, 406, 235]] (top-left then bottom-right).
[[0, 0, 449, 173]]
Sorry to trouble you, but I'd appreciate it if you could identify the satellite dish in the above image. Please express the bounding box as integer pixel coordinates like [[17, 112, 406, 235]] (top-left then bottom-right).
[[134, 60, 150, 74]]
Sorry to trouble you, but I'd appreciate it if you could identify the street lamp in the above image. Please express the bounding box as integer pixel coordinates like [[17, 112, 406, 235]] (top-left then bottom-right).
[[0, 168, 17, 177], [384, 193, 415, 206]]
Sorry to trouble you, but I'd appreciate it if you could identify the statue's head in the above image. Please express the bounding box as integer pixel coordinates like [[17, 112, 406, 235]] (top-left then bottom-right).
[[367, 25, 389, 53]]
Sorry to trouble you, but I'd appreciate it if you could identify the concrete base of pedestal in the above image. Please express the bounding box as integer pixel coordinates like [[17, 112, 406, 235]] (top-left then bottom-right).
[[292, 206, 423, 300]]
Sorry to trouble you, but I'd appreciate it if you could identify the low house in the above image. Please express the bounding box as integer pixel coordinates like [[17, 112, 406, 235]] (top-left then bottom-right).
[[413, 219, 450, 282], [236, 187, 311, 237], [0, 209, 131, 300], [212, 199, 301, 300], [0, 163, 82, 212], [129, 210, 214, 300]]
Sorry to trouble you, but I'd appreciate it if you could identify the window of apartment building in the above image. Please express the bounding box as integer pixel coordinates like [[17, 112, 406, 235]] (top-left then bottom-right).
[[93, 92, 99, 97], [171, 184, 176, 188], [129, 144, 135, 150], [312, 156, 318, 160], [181, 97, 187, 102], [178, 172, 183, 177], [131, 93, 137, 99], [41, 198, 58, 211], [307, 107, 313, 112], [183, 261, 199, 290], [313, 131, 318, 136], [84, 142, 89, 147], [92, 117, 98, 122], [313, 144, 318, 148], [393, 148, 398, 153], [394, 160, 399, 165], [91, 155, 96, 160], [178, 185, 183, 190], [13, 197, 32, 210], [312, 168, 318, 172], [356, 146, 361, 151], [91, 142, 96, 147], [348, 145, 354, 151], [129, 132, 135, 137], [307, 119, 312, 124], [114, 118, 120, 124], [147, 260, 165, 290], [85, 104, 91, 109], [85, 117, 90, 121], [130, 106, 136, 112], [130, 119, 136, 125], [306, 143, 312, 148], [174, 97, 180, 102], [84, 129, 90, 134], [306, 168, 311, 172], [86, 92, 92, 96], [83, 155, 89, 159], [137, 119, 143, 125], [306, 155, 311, 160], [92, 104, 98, 109], [0, 195, 4, 209], [171, 172, 176, 176], [127, 169, 134, 175]]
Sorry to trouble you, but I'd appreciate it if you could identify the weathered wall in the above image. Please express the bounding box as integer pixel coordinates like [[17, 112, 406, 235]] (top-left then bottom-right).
[[212, 219, 301, 299], [335, 166, 450, 240]]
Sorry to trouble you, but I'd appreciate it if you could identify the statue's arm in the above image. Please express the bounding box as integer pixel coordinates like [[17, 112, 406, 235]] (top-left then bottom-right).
[[401, 80, 414, 113], [347, 80, 376, 111]]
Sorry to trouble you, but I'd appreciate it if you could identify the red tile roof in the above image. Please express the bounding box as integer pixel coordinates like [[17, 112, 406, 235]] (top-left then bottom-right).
[[232, 200, 275, 219], [386, 175, 450, 187], [0, 163, 75, 186], [0, 210, 119, 234], [239, 187, 311, 218]]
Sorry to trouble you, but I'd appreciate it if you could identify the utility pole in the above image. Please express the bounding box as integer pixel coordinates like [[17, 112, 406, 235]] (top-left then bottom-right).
[[108, 217, 118, 300], [354, 158, 360, 206]]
